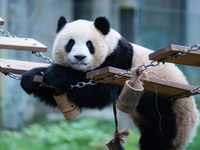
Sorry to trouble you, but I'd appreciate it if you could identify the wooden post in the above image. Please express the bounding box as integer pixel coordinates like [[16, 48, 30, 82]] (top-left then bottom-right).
[[120, 6, 135, 42], [0, 17, 4, 25]]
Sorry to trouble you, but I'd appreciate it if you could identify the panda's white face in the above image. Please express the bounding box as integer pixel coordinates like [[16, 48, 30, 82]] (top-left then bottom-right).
[[52, 20, 109, 72]]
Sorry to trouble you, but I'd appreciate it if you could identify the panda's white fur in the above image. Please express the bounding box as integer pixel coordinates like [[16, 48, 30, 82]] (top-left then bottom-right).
[[53, 20, 113, 72], [21, 17, 198, 150]]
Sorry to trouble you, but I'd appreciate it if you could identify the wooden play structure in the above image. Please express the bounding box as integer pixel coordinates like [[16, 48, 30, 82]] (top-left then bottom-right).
[[0, 17, 200, 150]]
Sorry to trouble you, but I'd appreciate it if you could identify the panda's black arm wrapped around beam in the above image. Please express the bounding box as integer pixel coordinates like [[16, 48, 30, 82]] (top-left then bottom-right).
[[20, 64, 121, 109], [20, 67, 57, 107]]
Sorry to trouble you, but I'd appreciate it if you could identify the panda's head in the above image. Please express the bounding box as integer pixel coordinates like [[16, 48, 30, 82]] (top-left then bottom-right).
[[52, 16, 114, 72]]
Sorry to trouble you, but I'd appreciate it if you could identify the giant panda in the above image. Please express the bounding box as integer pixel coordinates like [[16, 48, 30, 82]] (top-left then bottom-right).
[[21, 16, 198, 150]]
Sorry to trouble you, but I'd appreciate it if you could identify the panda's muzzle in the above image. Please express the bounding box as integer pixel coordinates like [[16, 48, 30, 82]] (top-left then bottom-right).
[[74, 55, 86, 60], [73, 55, 87, 65]]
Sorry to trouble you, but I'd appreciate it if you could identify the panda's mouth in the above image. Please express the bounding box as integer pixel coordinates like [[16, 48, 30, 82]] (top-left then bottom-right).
[[72, 62, 87, 66]]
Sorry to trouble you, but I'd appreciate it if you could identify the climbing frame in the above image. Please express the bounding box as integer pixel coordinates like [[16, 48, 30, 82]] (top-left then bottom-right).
[[0, 58, 49, 74], [149, 44, 200, 67], [0, 16, 199, 100], [33, 65, 199, 97], [86, 67, 199, 97], [0, 37, 47, 52]]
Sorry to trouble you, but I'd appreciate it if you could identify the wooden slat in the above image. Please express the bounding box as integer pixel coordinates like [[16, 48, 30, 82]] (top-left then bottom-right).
[[33, 66, 199, 97], [149, 44, 200, 67], [0, 58, 50, 74], [86, 67, 199, 97], [0, 17, 4, 25], [0, 37, 47, 52]]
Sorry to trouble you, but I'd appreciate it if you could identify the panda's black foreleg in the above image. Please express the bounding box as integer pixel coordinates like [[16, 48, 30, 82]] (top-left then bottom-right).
[[20, 67, 57, 107], [134, 92, 176, 150]]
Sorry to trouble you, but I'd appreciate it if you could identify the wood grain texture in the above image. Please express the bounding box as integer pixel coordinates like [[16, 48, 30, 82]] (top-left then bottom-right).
[[86, 67, 199, 97], [0, 17, 4, 25], [33, 66, 199, 97], [0, 37, 47, 52], [149, 44, 200, 67], [0, 58, 50, 74]]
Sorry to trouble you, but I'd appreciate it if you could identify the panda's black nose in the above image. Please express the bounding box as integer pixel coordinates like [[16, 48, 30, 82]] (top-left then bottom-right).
[[74, 55, 86, 60]]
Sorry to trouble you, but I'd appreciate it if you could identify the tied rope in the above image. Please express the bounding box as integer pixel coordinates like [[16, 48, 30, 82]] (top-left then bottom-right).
[[112, 102, 130, 143]]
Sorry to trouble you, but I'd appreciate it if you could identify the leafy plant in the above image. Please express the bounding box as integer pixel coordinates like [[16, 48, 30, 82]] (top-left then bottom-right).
[[0, 118, 140, 150]]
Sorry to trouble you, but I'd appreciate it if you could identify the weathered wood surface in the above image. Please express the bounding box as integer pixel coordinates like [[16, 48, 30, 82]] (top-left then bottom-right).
[[149, 44, 200, 67], [0, 58, 50, 74], [0, 37, 47, 52], [34, 66, 199, 97], [0, 17, 4, 25], [87, 67, 199, 97]]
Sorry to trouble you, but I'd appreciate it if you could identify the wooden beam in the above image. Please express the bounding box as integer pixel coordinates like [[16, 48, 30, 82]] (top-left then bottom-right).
[[0, 17, 4, 25], [0, 37, 47, 52], [0, 58, 50, 74], [86, 67, 199, 97], [33, 66, 199, 97], [149, 44, 200, 67]]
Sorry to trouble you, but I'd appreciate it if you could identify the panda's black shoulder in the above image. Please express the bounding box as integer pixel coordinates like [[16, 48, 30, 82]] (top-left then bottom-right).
[[100, 37, 133, 70]]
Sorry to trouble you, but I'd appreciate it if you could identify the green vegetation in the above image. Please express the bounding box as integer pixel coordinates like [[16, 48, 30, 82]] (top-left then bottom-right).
[[186, 126, 200, 150], [0, 117, 199, 150], [0, 118, 139, 150]]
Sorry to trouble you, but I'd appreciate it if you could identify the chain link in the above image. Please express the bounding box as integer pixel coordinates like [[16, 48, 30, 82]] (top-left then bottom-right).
[[32, 51, 53, 63], [1, 35, 199, 100], [160, 44, 200, 63], [6, 72, 21, 80], [69, 69, 132, 90], [140, 60, 160, 72], [0, 29, 16, 37], [0, 29, 52, 63], [170, 86, 200, 101]]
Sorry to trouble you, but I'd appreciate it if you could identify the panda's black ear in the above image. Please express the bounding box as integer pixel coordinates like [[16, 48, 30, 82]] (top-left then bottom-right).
[[94, 17, 110, 35], [56, 16, 67, 33]]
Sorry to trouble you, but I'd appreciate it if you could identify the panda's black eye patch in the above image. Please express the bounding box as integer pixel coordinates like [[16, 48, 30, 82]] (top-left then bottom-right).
[[65, 39, 75, 52], [86, 40, 95, 54]]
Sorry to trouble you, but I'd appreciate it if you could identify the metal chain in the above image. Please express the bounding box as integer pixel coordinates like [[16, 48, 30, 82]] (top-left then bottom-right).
[[69, 69, 132, 90], [0, 29, 16, 37], [170, 86, 200, 101], [139, 44, 200, 72], [32, 51, 53, 63], [160, 44, 200, 63], [1, 35, 199, 100], [140, 60, 160, 72], [6, 72, 21, 80], [0, 28, 52, 63]]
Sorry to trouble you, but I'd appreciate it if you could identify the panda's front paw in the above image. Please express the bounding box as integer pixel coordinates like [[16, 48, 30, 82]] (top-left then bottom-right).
[[43, 74, 69, 95], [20, 67, 48, 94]]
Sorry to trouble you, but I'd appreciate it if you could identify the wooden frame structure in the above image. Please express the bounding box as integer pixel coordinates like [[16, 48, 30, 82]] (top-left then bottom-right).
[[0, 58, 49, 74], [0, 37, 47, 52], [86, 67, 199, 97], [149, 44, 200, 67], [0, 16, 199, 99]]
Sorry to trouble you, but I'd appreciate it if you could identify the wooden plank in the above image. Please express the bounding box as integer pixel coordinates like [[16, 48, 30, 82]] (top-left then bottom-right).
[[86, 67, 199, 97], [87, 67, 131, 86], [33, 66, 199, 97], [149, 44, 200, 67], [0, 37, 47, 52], [0, 58, 50, 74], [0, 17, 4, 25]]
